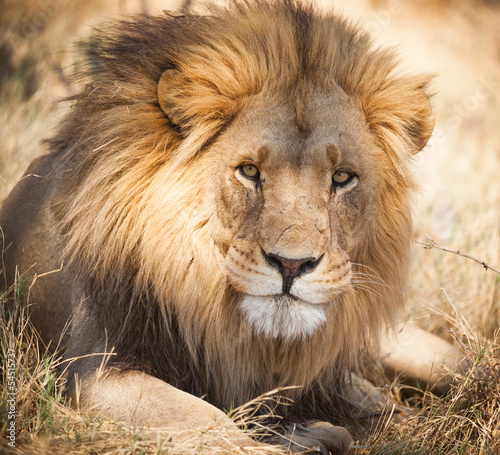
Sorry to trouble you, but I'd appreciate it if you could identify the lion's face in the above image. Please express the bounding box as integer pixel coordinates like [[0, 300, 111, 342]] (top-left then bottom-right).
[[211, 86, 379, 340]]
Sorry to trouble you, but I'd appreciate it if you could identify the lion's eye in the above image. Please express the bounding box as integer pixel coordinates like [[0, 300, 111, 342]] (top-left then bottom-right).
[[239, 164, 260, 180], [332, 170, 352, 185]]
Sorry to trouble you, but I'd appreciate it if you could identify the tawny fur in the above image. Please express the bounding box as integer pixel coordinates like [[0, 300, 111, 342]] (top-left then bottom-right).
[[44, 0, 433, 420]]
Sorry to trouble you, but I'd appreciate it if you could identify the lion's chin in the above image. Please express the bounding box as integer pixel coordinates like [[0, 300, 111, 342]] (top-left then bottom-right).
[[240, 294, 327, 341]]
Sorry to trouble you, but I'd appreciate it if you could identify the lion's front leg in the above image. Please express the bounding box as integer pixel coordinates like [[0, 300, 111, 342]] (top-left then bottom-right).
[[379, 323, 469, 394], [67, 362, 257, 448]]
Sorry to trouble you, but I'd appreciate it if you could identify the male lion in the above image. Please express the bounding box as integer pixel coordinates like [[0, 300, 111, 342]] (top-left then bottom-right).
[[0, 1, 439, 453]]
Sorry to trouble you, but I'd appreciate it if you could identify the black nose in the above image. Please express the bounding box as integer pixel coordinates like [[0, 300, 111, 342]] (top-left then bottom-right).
[[262, 249, 323, 294]]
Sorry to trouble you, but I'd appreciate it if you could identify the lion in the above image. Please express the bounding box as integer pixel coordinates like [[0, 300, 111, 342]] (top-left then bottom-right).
[[0, 0, 451, 452]]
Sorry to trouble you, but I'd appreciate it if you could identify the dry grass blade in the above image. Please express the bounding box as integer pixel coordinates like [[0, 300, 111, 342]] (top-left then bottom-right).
[[417, 237, 500, 275]]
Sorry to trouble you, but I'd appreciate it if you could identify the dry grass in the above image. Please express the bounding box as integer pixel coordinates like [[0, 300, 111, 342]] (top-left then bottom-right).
[[1, 0, 500, 453], [355, 311, 500, 454]]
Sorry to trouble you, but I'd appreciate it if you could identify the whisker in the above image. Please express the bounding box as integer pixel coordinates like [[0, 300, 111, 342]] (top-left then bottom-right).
[[350, 270, 385, 285], [351, 261, 385, 279], [351, 262, 389, 287], [351, 282, 385, 299], [350, 272, 389, 288]]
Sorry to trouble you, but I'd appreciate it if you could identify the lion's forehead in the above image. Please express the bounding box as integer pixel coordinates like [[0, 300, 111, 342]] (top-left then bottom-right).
[[221, 89, 374, 173]]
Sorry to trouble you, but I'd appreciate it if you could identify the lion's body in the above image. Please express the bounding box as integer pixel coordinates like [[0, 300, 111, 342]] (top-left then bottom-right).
[[0, 1, 435, 452]]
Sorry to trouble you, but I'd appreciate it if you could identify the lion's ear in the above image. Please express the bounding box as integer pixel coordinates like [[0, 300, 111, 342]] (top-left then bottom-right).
[[157, 67, 238, 142], [158, 69, 186, 129], [364, 75, 435, 156], [410, 114, 435, 153], [403, 91, 435, 154]]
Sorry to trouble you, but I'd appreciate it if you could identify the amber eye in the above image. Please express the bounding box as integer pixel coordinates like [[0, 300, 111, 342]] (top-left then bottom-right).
[[332, 170, 352, 185], [239, 164, 260, 180]]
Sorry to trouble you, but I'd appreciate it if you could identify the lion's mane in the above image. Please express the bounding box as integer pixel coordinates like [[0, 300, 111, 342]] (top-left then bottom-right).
[[48, 0, 433, 420]]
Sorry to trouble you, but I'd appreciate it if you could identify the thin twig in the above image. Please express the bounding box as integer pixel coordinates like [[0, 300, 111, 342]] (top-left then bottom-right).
[[417, 236, 500, 275]]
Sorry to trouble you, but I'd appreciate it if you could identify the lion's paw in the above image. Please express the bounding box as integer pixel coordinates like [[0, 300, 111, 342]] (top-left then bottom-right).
[[282, 421, 353, 455]]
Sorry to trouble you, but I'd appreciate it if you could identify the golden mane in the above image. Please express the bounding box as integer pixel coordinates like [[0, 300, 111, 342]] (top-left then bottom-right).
[[49, 0, 433, 417]]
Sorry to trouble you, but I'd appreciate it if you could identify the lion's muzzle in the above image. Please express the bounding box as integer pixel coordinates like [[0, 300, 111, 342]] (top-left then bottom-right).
[[225, 238, 352, 340]]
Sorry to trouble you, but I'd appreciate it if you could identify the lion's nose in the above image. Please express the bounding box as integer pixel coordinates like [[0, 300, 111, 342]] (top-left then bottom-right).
[[261, 249, 323, 294]]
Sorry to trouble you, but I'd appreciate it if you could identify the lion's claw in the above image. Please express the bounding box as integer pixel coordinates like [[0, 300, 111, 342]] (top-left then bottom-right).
[[282, 421, 353, 455]]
